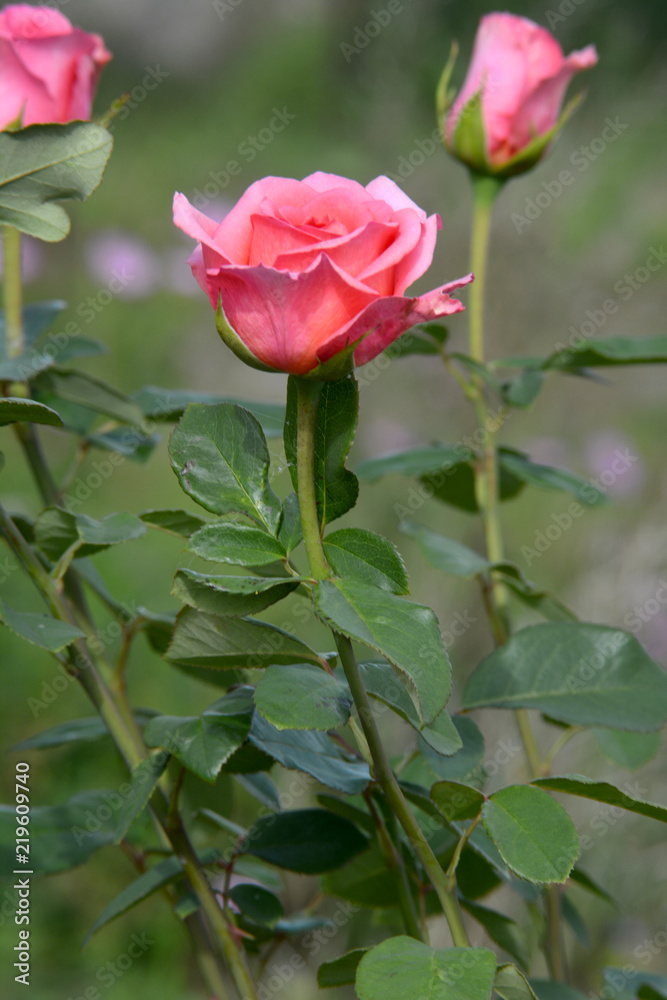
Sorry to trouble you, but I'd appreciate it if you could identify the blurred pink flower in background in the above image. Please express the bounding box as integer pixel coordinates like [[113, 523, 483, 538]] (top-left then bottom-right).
[[585, 431, 645, 497], [86, 230, 160, 299]]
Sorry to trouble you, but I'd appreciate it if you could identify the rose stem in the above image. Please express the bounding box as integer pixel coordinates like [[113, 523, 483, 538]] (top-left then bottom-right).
[[462, 172, 567, 979], [294, 375, 470, 948]]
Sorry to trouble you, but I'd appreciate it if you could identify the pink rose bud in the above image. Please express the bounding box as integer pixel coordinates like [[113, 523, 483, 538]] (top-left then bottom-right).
[[173, 173, 472, 378], [0, 4, 111, 130], [442, 13, 597, 177]]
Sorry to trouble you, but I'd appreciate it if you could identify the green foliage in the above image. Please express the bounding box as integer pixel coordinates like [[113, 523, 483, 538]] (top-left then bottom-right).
[[0, 397, 63, 426], [533, 774, 667, 823], [355, 937, 497, 1000], [172, 569, 298, 617], [254, 663, 352, 730], [431, 780, 485, 821], [240, 808, 367, 873], [461, 903, 530, 970], [481, 785, 579, 884], [186, 521, 287, 567], [35, 508, 146, 563], [0, 123, 112, 240], [318, 949, 367, 988], [169, 403, 281, 529], [166, 607, 323, 669], [248, 714, 370, 793], [315, 578, 451, 725], [462, 623, 667, 730], [143, 688, 253, 782], [323, 527, 409, 594], [0, 595, 83, 651]]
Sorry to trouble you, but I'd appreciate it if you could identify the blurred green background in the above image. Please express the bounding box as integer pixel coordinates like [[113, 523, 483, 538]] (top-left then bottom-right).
[[1, 0, 666, 996]]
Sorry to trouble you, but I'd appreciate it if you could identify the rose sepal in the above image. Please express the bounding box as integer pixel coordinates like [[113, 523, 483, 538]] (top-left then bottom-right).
[[215, 298, 283, 374]]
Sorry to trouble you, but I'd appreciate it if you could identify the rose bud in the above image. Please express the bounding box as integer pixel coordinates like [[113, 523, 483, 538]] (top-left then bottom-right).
[[440, 12, 597, 178], [173, 173, 472, 379], [0, 4, 111, 131]]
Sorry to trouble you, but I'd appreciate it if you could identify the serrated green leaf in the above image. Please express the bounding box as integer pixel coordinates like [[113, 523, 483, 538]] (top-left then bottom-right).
[[241, 808, 367, 873], [494, 964, 539, 1000], [254, 663, 352, 731], [316, 578, 451, 725], [187, 521, 286, 567], [229, 884, 283, 925], [32, 369, 143, 425], [356, 937, 497, 1000], [84, 854, 192, 944], [284, 374, 359, 527], [0, 595, 83, 651], [114, 753, 169, 841], [139, 509, 208, 537], [166, 607, 323, 669], [500, 370, 545, 408], [357, 661, 461, 756], [592, 728, 661, 770], [318, 949, 368, 988], [546, 335, 667, 370], [401, 520, 489, 577], [533, 774, 667, 823], [481, 785, 579, 884], [143, 689, 253, 783], [418, 715, 486, 783], [248, 714, 369, 794], [172, 570, 298, 618], [499, 450, 607, 506], [324, 527, 408, 594], [0, 122, 112, 240], [35, 508, 146, 563], [169, 403, 281, 530], [431, 780, 485, 821], [322, 844, 404, 907], [462, 623, 667, 731], [0, 397, 63, 426]]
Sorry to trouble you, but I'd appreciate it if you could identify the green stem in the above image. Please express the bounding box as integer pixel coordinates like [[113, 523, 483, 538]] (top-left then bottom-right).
[[293, 376, 470, 948], [2, 225, 23, 358], [466, 175, 509, 630], [463, 173, 566, 981], [365, 792, 424, 942]]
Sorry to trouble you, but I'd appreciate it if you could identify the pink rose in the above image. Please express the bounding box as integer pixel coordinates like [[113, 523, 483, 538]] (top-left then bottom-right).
[[445, 13, 597, 174], [0, 5, 111, 131], [173, 173, 472, 377]]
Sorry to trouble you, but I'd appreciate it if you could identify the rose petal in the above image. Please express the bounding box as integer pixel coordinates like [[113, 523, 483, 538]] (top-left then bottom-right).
[[212, 177, 317, 264], [318, 273, 474, 367], [364, 175, 429, 222], [204, 254, 378, 374], [273, 220, 397, 287]]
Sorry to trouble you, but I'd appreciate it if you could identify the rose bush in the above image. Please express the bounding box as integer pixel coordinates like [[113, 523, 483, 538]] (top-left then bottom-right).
[[173, 172, 472, 376], [0, 4, 111, 131], [444, 12, 597, 176]]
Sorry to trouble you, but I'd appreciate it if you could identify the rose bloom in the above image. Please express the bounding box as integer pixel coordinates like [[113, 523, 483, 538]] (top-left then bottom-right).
[[0, 4, 111, 131], [446, 12, 597, 173], [173, 173, 472, 376]]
